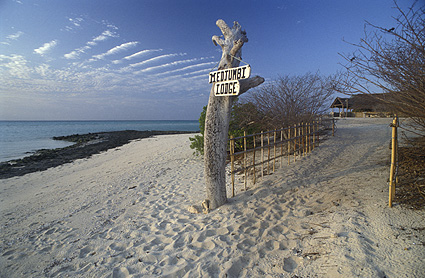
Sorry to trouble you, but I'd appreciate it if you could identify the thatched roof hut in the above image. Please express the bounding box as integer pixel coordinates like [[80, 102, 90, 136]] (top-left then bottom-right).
[[330, 97, 351, 110], [330, 94, 392, 117]]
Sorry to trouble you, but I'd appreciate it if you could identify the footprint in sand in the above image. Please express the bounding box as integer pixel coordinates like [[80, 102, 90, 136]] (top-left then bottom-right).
[[265, 240, 287, 251], [236, 239, 255, 251], [109, 242, 127, 252], [283, 257, 298, 272], [112, 267, 130, 278], [79, 246, 93, 258]]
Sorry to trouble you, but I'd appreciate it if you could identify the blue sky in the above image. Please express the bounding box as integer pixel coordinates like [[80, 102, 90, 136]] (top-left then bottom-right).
[[0, 0, 413, 120]]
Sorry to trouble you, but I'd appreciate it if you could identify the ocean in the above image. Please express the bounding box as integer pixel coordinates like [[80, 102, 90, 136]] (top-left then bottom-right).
[[0, 121, 199, 162]]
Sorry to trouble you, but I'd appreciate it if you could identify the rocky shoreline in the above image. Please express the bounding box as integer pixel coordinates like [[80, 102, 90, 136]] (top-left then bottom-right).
[[0, 130, 196, 179]]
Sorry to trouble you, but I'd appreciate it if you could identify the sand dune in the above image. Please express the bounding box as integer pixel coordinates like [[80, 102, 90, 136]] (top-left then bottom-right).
[[1, 118, 424, 277]]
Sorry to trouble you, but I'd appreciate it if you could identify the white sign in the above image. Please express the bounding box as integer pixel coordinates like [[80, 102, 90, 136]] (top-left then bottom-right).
[[214, 80, 240, 96], [209, 65, 251, 84]]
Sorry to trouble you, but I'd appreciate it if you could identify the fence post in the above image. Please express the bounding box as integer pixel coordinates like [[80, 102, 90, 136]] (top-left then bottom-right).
[[287, 127, 291, 165], [230, 136, 235, 197], [243, 131, 247, 191], [294, 124, 297, 162], [280, 128, 283, 167], [253, 135, 256, 185], [298, 123, 302, 158], [302, 122, 307, 156], [273, 130, 276, 172], [313, 121, 316, 150], [300, 122, 304, 157], [267, 132, 271, 175], [261, 131, 264, 178], [304, 123, 308, 155], [389, 115, 398, 207], [308, 122, 312, 153], [317, 121, 322, 146]]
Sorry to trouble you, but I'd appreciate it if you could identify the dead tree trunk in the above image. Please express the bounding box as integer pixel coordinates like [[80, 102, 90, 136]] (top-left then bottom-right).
[[204, 20, 264, 210]]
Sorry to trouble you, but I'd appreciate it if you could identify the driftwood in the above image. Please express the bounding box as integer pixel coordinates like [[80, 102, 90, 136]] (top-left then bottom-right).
[[204, 20, 264, 209]]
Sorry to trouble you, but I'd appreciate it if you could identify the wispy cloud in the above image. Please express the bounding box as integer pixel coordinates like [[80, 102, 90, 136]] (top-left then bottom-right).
[[183, 68, 212, 76], [1, 31, 24, 45], [154, 60, 215, 76], [7, 31, 24, 40], [69, 17, 84, 27], [128, 53, 186, 68], [88, 30, 118, 45], [34, 40, 58, 56], [112, 49, 163, 64], [125, 49, 163, 60], [0, 12, 212, 120], [64, 29, 119, 59], [133, 57, 209, 74], [63, 17, 85, 32], [64, 47, 89, 60], [92, 41, 139, 60], [0, 52, 210, 120]]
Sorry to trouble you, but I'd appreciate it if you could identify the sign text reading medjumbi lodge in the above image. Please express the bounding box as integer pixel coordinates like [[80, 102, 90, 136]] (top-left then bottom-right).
[[209, 65, 251, 96], [214, 81, 240, 96], [209, 65, 251, 84]]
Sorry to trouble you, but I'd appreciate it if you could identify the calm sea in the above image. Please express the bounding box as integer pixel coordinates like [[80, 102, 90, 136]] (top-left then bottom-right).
[[0, 121, 199, 162]]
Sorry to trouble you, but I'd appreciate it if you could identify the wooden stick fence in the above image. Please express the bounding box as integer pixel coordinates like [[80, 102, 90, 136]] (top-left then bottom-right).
[[229, 119, 334, 197]]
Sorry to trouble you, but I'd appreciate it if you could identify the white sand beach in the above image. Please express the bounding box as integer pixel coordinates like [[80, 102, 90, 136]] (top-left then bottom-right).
[[1, 118, 424, 277]]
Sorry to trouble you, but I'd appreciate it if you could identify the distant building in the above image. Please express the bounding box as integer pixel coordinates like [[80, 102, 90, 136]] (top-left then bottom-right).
[[330, 94, 393, 117]]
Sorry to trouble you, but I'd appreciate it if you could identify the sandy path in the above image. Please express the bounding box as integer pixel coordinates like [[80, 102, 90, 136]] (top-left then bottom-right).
[[1, 118, 424, 277]]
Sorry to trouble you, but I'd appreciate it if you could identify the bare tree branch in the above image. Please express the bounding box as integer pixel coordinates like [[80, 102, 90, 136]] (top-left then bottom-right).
[[338, 1, 425, 130]]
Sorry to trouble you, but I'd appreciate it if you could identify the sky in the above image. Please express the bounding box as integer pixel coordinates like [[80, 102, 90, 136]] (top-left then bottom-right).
[[0, 0, 415, 120]]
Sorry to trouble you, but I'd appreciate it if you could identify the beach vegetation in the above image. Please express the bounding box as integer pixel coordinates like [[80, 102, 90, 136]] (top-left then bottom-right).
[[228, 101, 263, 150], [190, 102, 265, 155], [191, 72, 338, 155], [246, 72, 337, 131], [189, 105, 207, 156]]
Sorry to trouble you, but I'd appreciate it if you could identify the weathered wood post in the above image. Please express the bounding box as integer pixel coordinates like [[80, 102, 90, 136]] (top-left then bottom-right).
[[204, 20, 264, 209], [389, 115, 398, 207]]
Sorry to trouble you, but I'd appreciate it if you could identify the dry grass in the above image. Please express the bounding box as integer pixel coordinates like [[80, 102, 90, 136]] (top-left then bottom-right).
[[396, 136, 425, 209]]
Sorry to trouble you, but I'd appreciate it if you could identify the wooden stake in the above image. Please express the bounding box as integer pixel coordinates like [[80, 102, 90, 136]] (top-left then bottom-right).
[[253, 135, 256, 184], [244, 131, 247, 191], [261, 132, 264, 178], [302, 122, 306, 157], [316, 119, 322, 146], [308, 122, 312, 153], [280, 129, 284, 167], [273, 130, 276, 172], [288, 127, 291, 165], [297, 123, 300, 157], [267, 132, 271, 175], [305, 122, 308, 156], [294, 124, 297, 162], [305, 123, 308, 154], [305, 123, 310, 154], [313, 121, 316, 150], [389, 116, 398, 207]]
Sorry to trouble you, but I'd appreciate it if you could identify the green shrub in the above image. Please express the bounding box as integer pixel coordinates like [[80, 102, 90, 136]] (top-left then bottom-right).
[[190, 101, 263, 155], [189, 105, 207, 156], [189, 134, 204, 156]]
